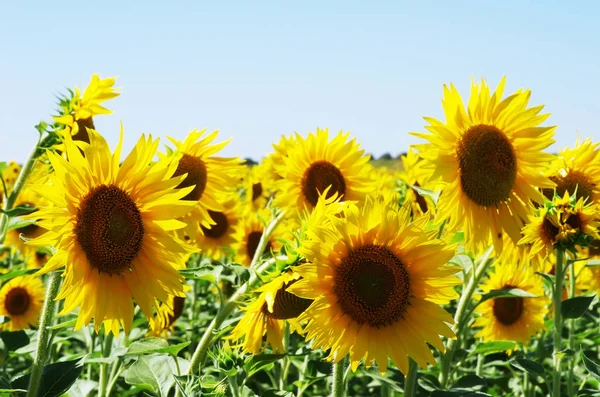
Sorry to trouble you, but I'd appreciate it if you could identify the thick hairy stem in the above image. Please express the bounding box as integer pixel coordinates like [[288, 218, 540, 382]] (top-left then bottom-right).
[[552, 247, 565, 397], [404, 359, 418, 397], [26, 272, 62, 397], [330, 360, 345, 397]]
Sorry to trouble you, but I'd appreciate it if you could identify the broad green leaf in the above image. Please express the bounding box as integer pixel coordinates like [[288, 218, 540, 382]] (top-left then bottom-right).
[[453, 374, 486, 390], [432, 390, 492, 396], [7, 216, 38, 231], [263, 391, 295, 397], [0, 330, 30, 352], [125, 355, 188, 397], [582, 348, 600, 381], [410, 184, 440, 204], [562, 295, 596, 319], [244, 353, 286, 378], [510, 358, 545, 375], [0, 268, 37, 282], [126, 337, 190, 356], [67, 380, 98, 397], [472, 341, 516, 356], [12, 358, 84, 397]]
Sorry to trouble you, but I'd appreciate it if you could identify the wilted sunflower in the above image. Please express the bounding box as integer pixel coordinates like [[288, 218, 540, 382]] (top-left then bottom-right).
[[192, 194, 241, 260], [413, 77, 556, 252], [26, 128, 194, 335], [0, 276, 45, 331], [162, 129, 243, 240], [229, 271, 312, 354], [274, 128, 373, 217], [473, 262, 548, 349], [542, 138, 600, 205], [520, 192, 600, 264], [232, 210, 285, 267], [4, 187, 48, 261], [288, 194, 460, 374], [400, 148, 435, 216], [148, 291, 188, 338], [54, 74, 120, 143]]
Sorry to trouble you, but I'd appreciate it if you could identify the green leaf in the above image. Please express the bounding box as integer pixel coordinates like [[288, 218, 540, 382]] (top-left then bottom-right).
[[432, 390, 491, 397], [7, 217, 38, 231], [125, 337, 190, 356], [0, 204, 37, 217], [410, 184, 440, 204], [12, 357, 84, 397], [66, 380, 98, 397], [586, 260, 600, 267], [0, 389, 27, 393], [477, 288, 536, 305], [0, 268, 37, 282], [453, 374, 486, 390], [243, 353, 286, 378], [562, 295, 596, 319], [125, 355, 187, 397], [0, 162, 7, 173], [510, 358, 545, 375], [472, 341, 517, 356], [48, 319, 77, 331], [0, 330, 30, 352], [582, 348, 600, 381]]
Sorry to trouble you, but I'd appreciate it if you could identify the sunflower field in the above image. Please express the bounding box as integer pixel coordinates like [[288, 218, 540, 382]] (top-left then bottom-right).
[[1, 75, 600, 397]]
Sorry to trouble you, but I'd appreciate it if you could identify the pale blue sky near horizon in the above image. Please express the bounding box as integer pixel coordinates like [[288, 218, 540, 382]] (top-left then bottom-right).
[[1, 1, 599, 162]]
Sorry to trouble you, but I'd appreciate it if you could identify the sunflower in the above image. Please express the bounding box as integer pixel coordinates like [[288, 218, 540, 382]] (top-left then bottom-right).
[[472, 261, 549, 349], [520, 192, 600, 265], [232, 210, 285, 267], [244, 164, 273, 212], [413, 77, 556, 252], [191, 194, 241, 260], [148, 291, 188, 338], [161, 129, 243, 240], [4, 187, 49, 261], [53, 74, 120, 143], [542, 138, 600, 205], [263, 133, 297, 181], [287, 194, 460, 374], [26, 128, 195, 335], [0, 276, 45, 331], [1, 161, 21, 206], [229, 271, 312, 354], [274, 128, 373, 218], [400, 148, 435, 217]]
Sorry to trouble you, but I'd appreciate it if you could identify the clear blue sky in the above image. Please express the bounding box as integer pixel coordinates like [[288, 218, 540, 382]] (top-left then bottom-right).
[[1, 1, 599, 162]]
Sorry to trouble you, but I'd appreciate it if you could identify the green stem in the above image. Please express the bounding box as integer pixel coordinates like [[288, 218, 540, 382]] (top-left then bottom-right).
[[279, 322, 291, 390], [330, 360, 345, 397], [567, 258, 577, 397], [404, 359, 418, 397], [98, 332, 114, 397], [105, 358, 123, 397], [0, 134, 43, 244], [439, 246, 494, 388], [185, 211, 287, 375], [552, 247, 565, 397], [26, 272, 62, 397], [475, 354, 484, 377], [297, 355, 310, 397]]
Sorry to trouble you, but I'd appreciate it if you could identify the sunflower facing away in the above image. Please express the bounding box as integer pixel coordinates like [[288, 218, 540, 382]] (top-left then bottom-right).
[[229, 271, 312, 354], [287, 194, 460, 374], [413, 77, 556, 252], [400, 148, 435, 217], [542, 137, 600, 205], [54, 74, 120, 143], [274, 128, 373, 218], [244, 164, 273, 212], [162, 129, 243, 240], [473, 261, 549, 349], [0, 276, 45, 331], [26, 128, 195, 335]]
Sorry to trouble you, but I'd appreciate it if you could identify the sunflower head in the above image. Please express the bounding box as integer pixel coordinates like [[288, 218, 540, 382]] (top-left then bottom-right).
[[520, 191, 600, 264], [26, 127, 195, 335], [53, 74, 120, 142], [232, 209, 285, 267], [287, 193, 460, 374], [148, 290, 189, 338], [542, 138, 600, 205], [273, 128, 373, 218], [243, 164, 273, 212], [400, 148, 436, 217], [473, 261, 549, 350], [413, 77, 556, 253], [0, 276, 46, 331], [228, 271, 311, 354], [5, 187, 49, 260]]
